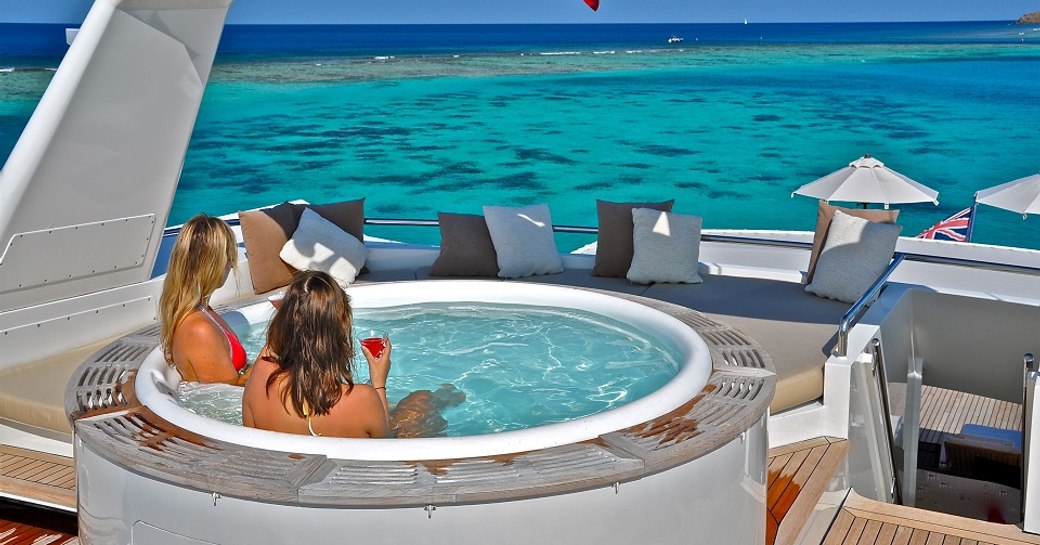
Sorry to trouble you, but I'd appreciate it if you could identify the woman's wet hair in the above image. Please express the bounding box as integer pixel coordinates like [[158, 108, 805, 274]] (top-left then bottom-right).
[[264, 270, 356, 418], [158, 214, 237, 363]]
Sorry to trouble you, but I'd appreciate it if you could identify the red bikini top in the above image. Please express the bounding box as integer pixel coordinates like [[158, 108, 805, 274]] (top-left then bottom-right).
[[199, 306, 248, 373]]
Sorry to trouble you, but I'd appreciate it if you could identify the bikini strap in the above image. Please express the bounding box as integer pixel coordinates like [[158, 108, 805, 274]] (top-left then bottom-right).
[[302, 404, 322, 437]]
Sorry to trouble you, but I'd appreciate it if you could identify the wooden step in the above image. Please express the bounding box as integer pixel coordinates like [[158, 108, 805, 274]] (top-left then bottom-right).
[[768, 437, 850, 545], [0, 499, 78, 544], [825, 490, 1040, 545], [0, 445, 76, 511]]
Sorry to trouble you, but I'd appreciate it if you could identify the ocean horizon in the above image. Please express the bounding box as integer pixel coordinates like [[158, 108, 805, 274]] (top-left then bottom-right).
[[2, 21, 1039, 249]]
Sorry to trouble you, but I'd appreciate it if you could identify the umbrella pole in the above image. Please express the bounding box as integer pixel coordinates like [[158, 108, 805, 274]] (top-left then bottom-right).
[[966, 200, 979, 243]]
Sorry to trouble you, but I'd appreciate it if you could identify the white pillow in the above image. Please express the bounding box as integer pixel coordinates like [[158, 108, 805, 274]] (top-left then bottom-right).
[[627, 208, 703, 285], [805, 210, 902, 303], [482, 204, 564, 278], [280, 208, 368, 287]]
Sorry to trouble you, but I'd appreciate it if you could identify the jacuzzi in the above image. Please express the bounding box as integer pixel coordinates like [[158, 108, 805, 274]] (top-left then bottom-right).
[[68, 281, 774, 545]]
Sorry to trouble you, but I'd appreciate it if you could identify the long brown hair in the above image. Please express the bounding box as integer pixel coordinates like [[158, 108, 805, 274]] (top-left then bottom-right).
[[264, 270, 356, 418], [159, 214, 237, 363]]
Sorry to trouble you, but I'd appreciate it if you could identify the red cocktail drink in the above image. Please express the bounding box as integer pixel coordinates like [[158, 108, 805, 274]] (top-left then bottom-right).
[[361, 337, 385, 358]]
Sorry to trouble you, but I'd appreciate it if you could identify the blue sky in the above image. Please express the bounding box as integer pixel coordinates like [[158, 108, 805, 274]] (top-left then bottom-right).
[[1, 0, 1037, 24]]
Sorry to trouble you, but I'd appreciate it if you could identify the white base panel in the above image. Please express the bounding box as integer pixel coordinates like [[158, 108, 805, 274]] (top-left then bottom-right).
[[0, 420, 73, 457], [77, 419, 766, 545]]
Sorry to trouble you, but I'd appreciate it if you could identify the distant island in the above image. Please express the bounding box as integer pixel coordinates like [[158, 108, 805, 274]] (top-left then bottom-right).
[[1017, 11, 1040, 24]]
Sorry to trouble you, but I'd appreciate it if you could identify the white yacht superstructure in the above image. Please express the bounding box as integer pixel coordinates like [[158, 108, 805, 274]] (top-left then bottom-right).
[[1, 1, 1040, 544]]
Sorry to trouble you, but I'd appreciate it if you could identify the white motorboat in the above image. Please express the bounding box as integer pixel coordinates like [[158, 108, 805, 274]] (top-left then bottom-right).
[[2, 1, 1040, 544], [667, 35, 684, 43]]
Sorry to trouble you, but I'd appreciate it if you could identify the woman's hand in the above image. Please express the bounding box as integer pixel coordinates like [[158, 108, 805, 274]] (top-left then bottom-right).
[[361, 334, 392, 388]]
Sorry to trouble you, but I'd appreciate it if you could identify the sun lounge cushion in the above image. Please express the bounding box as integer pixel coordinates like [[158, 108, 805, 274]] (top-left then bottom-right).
[[806, 201, 898, 284], [239, 199, 365, 293], [627, 208, 703, 285], [429, 212, 500, 277], [645, 275, 848, 413], [280, 208, 367, 287], [593, 199, 674, 278], [483, 204, 564, 278], [806, 211, 902, 304]]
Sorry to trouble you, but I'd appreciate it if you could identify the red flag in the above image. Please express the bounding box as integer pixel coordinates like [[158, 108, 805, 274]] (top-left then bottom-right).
[[583, 0, 600, 11]]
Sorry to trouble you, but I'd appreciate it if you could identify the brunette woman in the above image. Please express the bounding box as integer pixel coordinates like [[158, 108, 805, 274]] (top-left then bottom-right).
[[242, 271, 391, 438]]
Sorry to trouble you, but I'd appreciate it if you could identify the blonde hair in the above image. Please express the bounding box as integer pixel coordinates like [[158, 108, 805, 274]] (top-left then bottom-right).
[[159, 214, 238, 363]]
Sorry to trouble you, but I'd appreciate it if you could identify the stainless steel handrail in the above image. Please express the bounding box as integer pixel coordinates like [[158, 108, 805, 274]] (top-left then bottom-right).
[[871, 338, 901, 504], [163, 216, 1040, 355], [836, 251, 1040, 357], [1024, 352, 1036, 522], [836, 253, 906, 357]]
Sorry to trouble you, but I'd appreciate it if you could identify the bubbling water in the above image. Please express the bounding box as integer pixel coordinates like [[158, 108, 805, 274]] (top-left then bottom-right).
[[178, 302, 681, 436]]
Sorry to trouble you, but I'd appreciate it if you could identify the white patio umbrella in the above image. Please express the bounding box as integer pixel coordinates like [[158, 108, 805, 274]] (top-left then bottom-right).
[[974, 173, 1040, 219], [792, 154, 939, 209]]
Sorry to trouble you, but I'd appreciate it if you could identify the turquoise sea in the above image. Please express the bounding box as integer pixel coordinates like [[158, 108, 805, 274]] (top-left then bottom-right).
[[2, 22, 1039, 250]]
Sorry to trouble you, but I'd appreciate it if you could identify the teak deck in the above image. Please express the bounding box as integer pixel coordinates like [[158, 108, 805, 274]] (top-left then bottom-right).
[[768, 437, 849, 545], [0, 445, 76, 511], [0, 516, 78, 545], [918, 385, 1023, 445], [823, 491, 1040, 545]]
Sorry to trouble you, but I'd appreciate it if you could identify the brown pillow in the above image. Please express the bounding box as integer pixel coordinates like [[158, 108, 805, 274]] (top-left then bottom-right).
[[806, 201, 899, 284], [239, 199, 365, 294], [429, 212, 499, 277], [592, 199, 674, 278]]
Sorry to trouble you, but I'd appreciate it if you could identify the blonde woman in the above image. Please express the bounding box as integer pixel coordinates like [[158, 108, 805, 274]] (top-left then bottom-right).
[[159, 214, 249, 385]]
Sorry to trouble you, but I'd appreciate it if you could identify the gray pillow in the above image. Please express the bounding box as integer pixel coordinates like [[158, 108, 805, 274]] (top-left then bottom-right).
[[593, 199, 674, 278], [805, 210, 902, 303], [483, 204, 564, 278], [626, 208, 703, 285], [429, 213, 500, 277]]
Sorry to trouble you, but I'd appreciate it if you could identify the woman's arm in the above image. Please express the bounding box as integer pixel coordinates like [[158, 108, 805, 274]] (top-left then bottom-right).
[[361, 336, 393, 436]]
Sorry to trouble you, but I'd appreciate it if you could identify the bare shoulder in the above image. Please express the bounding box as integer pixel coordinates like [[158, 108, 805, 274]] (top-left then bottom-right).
[[174, 311, 222, 345], [243, 358, 279, 396], [348, 383, 380, 402]]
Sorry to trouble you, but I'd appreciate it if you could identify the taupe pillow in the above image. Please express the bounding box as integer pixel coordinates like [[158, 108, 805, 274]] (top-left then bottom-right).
[[239, 202, 299, 294], [429, 213, 499, 277], [806, 201, 898, 284], [239, 198, 365, 294], [305, 199, 365, 243], [592, 199, 674, 278]]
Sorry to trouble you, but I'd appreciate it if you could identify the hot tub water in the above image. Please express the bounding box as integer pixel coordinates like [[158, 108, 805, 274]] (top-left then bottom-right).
[[178, 302, 681, 436]]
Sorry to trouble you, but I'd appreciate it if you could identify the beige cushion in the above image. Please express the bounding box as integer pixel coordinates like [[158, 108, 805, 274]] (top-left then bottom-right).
[[280, 208, 367, 287], [806, 201, 898, 284], [239, 199, 365, 294], [644, 275, 848, 413], [0, 339, 122, 436], [806, 211, 902, 304], [509, 268, 653, 296], [483, 204, 564, 278], [429, 212, 499, 277], [627, 208, 703, 285], [593, 199, 674, 278]]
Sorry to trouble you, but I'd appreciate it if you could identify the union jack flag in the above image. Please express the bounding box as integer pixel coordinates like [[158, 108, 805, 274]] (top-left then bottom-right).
[[916, 207, 974, 242]]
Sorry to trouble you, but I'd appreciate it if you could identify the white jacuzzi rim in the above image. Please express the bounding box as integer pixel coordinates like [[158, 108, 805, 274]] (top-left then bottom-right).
[[136, 281, 713, 461]]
